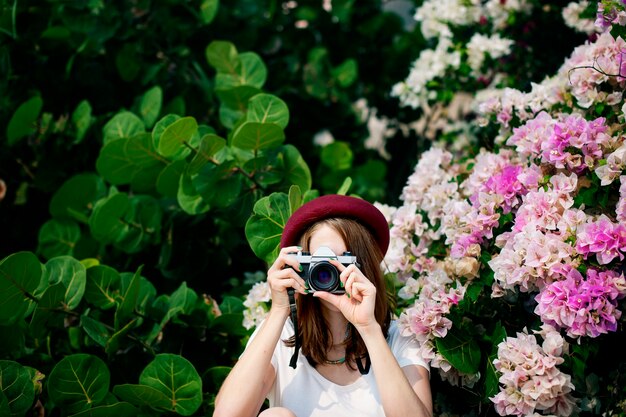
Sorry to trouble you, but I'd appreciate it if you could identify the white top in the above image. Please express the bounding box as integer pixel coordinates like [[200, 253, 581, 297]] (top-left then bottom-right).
[[246, 319, 429, 417]]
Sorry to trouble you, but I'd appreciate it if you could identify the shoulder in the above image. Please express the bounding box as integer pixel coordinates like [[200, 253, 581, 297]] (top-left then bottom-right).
[[387, 320, 430, 372]]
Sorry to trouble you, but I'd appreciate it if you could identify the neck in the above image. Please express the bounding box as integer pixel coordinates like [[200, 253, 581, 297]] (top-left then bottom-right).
[[322, 308, 349, 347]]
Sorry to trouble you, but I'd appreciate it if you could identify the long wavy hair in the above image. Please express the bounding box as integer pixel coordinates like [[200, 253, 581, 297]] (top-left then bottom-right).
[[285, 217, 392, 370]]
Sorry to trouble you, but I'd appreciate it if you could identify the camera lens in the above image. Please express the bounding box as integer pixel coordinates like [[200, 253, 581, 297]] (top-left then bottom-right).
[[309, 262, 339, 292]]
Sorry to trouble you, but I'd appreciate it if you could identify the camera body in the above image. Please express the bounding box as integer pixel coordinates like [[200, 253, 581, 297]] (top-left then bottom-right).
[[287, 246, 358, 294]]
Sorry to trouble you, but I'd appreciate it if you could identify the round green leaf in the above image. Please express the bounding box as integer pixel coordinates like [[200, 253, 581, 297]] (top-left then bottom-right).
[[0, 252, 43, 324], [332, 58, 358, 87], [89, 193, 130, 244], [215, 85, 261, 110], [0, 361, 35, 417], [29, 283, 66, 337], [37, 219, 81, 260], [247, 93, 289, 129], [43, 256, 86, 309], [157, 116, 198, 158], [177, 171, 210, 215], [139, 354, 202, 416], [276, 145, 312, 192], [219, 103, 245, 129], [113, 195, 162, 253], [84, 265, 121, 310], [152, 114, 180, 148], [7, 96, 43, 146], [80, 315, 111, 347], [102, 111, 145, 145], [139, 86, 163, 128], [231, 122, 285, 151], [245, 193, 291, 263], [47, 354, 110, 412], [238, 52, 267, 88], [49, 173, 107, 221], [205, 40, 240, 73], [321, 141, 353, 170]]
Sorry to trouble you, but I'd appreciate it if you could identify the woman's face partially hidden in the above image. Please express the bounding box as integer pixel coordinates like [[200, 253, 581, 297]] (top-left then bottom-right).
[[308, 224, 347, 312]]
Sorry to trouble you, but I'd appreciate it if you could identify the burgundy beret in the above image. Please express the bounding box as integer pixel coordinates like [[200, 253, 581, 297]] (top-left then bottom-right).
[[280, 194, 390, 256]]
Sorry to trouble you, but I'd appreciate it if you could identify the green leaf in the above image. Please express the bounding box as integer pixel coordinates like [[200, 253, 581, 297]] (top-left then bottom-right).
[[112, 384, 171, 410], [96, 134, 166, 188], [0, 252, 43, 324], [237, 52, 267, 88], [29, 283, 66, 338], [247, 93, 289, 129], [106, 317, 138, 355], [321, 141, 353, 170], [332, 58, 358, 87], [156, 160, 186, 198], [71, 100, 93, 144], [113, 195, 162, 253], [288, 185, 303, 215], [102, 112, 145, 145], [231, 122, 285, 151], [49, 173, 107, 221], [115, 44, 141, 82], [245, 192, 291, 263], [7, 96, 43, 146], [139, 86, 163, 128], [84, 265, 121, 310], [277, 145, 312, 192], [199, 0, 219, 24], [435, 326, 482, 374], [47, 354, 110, 412], [139, 354, 203, 416], [89, 193, 130, 244], [0, 361, 35, 417], [194, 161, 242, 208], [37, 219, 81, 260], [80, 315, 111, 347], [188, 134, 226, 175], [336, 177, 352, 195], [114, 265, 142, 329], [205, 40, 240, 74], [43, 256, 86, 309], [68, 402, 138, 417], [157, 116, 198, 158], [215, 85, 261, 112], [177, 170, 211, 215], [170, 282, 198, 315]]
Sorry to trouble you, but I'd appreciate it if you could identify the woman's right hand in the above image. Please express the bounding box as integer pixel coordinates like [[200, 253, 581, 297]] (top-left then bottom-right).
[[266, 246, 308, 315]]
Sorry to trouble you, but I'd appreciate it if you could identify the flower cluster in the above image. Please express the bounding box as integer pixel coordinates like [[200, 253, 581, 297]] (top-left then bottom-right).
[[491, 326, 576, 417], [535, 268, 626, 338], [383, 2, 626, 416], [242, 281, 270, 330]]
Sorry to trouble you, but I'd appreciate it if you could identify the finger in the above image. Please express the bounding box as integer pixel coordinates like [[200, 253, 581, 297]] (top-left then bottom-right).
[[269, 268, 307, 293], [312, 291, 342, 306], [269, 246, 303, 272]]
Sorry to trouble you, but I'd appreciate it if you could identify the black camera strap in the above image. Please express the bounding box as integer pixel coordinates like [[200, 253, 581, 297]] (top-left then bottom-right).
[[288, 288, 300, 369]]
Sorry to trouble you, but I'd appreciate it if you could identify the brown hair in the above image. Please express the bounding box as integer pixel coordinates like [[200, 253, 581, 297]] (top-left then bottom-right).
[[285, 217, 392, 370]]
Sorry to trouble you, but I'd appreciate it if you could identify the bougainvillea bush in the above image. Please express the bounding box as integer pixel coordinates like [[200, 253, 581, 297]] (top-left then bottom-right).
[[240, 1, 626, 416], [384, 1, 626, 416]]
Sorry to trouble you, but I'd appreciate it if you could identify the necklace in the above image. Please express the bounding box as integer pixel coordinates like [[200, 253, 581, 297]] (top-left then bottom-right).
[[324, 357, 346, 365]]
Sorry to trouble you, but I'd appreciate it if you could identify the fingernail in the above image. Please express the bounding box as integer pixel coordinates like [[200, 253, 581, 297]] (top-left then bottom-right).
[[346, 293, 351, 299], [304, 281, 309, 289], [340, 281, 344, 288], [297, 246, 302, 250], [299, 265, 303, 271]]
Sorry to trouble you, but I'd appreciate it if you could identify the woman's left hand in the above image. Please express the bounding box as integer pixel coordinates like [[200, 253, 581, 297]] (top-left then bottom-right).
[[312, 261, 377, 329]]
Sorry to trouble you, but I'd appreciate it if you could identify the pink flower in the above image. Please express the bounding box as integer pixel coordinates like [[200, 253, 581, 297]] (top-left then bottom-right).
[[575, 214, 626, 264], [535, 268, 626, 338]]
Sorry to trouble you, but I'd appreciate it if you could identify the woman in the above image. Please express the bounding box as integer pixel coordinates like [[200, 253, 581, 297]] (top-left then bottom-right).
[[214, 194, 432, 417]]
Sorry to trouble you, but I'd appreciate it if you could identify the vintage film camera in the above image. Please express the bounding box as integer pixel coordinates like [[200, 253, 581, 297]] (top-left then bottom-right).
[[287, 246, 358, 294]]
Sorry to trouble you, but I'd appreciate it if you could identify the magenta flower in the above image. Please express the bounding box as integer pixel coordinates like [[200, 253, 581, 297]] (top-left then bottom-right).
[[535, 268, 626, 338], [575, 214, 626, 264]]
